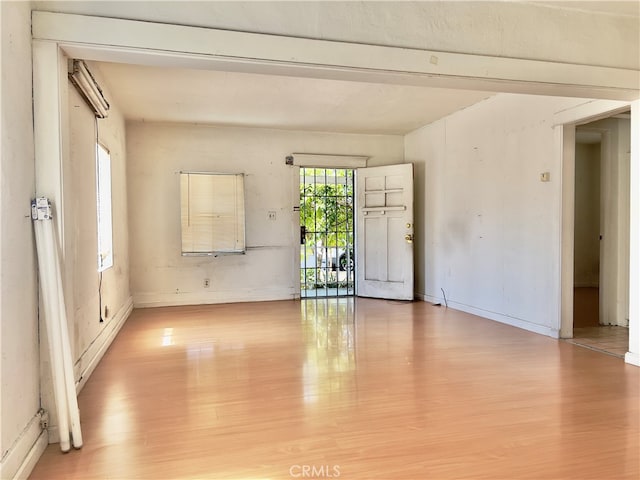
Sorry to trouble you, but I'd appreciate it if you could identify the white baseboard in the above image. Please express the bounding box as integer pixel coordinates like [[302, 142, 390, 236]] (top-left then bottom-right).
[[133, 288, 296, 308], [625, 351, 640, 367], [74, 296, 133, 394], [0, 413, 48, 480], [422, 294, 560, 338]]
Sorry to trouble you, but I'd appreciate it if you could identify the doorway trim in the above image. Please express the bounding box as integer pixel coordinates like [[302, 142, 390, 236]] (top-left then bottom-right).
[[298, 167, 356, 298], [556, 99, 639, 366], [572, 127, 607, 326], [290, 155, 364, 300]]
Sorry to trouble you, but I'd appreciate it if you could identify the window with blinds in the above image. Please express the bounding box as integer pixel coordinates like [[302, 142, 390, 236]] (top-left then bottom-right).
[[180, 172, 246, 254]]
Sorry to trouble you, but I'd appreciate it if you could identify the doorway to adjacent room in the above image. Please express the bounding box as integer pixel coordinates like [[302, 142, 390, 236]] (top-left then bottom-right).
[[569, 112, 631, 357]]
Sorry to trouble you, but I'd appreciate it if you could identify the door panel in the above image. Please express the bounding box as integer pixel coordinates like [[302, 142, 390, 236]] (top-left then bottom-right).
[[364, 217, 386, 281], [356, 163, 414, 300], [387, 217, 405, 282]]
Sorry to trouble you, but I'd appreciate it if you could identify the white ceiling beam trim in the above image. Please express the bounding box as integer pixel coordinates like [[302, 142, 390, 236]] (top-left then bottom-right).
[[552, 99, 631, 126], [55, 44, 634, 101], [32, 12, 639, 99]]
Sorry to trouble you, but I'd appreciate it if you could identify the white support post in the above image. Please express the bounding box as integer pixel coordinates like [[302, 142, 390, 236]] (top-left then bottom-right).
[[33, 40, 65, 244], [559, 124, 576, 339], [32, 39, 74, 442], [626, 100, 640, 366]]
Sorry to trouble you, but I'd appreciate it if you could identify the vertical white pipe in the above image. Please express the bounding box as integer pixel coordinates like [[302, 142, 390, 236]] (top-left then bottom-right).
[[48, 222, 83, 448], [34, 220, 71, 452]]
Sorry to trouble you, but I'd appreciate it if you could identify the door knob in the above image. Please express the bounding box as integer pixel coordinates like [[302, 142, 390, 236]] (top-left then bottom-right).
[[404, 234, 413, 244]]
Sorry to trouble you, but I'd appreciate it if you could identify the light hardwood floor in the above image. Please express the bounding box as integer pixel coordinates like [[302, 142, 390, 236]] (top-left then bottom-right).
[[573, 287, 600, 328], [29, 299, 639, 480]]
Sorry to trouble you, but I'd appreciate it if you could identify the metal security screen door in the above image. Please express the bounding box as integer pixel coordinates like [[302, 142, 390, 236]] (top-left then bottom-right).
[[300, 168, 355, 298]]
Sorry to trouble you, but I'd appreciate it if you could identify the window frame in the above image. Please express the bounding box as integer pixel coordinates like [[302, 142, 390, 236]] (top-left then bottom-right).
[[96, 142, 113, 272]]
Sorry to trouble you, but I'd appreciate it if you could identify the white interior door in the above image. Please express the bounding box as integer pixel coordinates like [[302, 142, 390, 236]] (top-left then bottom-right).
[[356, 163, 414, 300]]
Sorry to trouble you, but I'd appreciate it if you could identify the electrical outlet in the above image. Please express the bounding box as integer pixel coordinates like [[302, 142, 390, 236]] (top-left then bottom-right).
[[204, 278, 210, 288], [268, 211, 276, 221]]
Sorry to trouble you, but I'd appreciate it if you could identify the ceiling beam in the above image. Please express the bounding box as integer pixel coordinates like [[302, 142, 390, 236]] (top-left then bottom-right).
[[32, 11, 639, 101]]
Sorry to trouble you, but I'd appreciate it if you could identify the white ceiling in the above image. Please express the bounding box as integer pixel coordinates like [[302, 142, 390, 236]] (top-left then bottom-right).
[[97, 62, 492, 135]]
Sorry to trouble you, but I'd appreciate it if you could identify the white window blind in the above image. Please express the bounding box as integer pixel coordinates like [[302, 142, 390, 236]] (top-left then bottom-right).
[[180, 172, 246, 254], [96, 143, 113, 271]]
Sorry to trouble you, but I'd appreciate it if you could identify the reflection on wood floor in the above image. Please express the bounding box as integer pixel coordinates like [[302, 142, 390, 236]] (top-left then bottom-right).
[[29, 298, 639, 480]]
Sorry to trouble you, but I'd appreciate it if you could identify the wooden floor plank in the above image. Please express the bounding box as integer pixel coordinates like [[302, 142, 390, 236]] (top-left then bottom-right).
[[29, 298, 639, 479]]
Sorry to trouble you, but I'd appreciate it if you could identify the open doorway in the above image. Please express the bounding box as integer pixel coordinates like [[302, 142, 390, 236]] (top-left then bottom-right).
[[299, 167, 355, 298], [573, 128, 601, 329], [568, 113, 631, 357]]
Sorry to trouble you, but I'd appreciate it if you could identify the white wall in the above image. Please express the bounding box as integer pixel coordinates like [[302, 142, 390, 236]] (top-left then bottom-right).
[[32, 1, 639, 70], [0, 2, 44, 478], [38, 61, 133, 442], [405, 93, 592, 336], [127, 122, 403, 307], [574, 143, 601, 287], [66, 62, 132, 363]]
